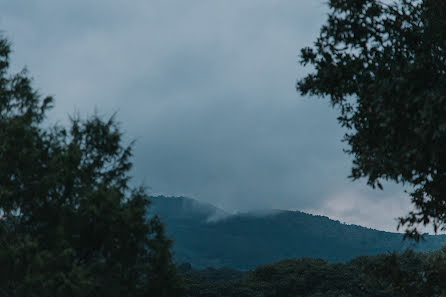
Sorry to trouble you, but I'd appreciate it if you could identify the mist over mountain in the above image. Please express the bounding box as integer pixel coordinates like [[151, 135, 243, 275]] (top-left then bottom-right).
[[148, 196, 446, 270]]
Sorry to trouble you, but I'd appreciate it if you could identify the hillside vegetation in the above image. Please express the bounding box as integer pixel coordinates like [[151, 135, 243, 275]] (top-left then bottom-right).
[[149, 196, 446, 269], [180, 248, 446, 297]]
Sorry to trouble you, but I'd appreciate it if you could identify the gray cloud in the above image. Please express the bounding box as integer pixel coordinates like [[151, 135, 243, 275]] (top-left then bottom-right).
[[0, 0, 413, 232]]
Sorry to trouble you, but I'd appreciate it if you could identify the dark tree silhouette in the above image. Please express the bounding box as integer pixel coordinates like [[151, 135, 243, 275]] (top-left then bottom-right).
[[0, 36, 183, 297], [297, 0, 446, 238]]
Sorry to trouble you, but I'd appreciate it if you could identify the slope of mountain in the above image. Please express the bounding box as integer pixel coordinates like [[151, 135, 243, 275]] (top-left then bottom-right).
[[148, 196, 446, 270]]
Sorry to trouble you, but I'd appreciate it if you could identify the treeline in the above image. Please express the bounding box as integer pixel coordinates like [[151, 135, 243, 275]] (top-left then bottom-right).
[[179, 247, 446, 297]]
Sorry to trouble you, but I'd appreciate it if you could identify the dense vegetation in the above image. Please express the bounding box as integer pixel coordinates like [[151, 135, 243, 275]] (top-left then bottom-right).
[[181, 248, 446, 297], [4, 0, 446, 294], [150, 196, 446, 269], [0, 36, 183, 296], [298, 0, 446, 237]]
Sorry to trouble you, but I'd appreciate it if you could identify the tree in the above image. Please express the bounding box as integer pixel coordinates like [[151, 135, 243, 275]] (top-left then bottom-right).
[[0, 36, 184, 296], [297, 0, 446, 238]]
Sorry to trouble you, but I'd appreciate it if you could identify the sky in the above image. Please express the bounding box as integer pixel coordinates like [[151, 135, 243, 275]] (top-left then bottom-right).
[[0, 0, 418, 232]]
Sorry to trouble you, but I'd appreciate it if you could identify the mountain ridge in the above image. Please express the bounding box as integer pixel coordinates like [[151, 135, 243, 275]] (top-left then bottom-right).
[[148, 195, 446, 269]]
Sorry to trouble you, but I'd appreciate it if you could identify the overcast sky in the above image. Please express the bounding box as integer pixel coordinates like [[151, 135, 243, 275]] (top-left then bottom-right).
[[1, 0, 418, 232]]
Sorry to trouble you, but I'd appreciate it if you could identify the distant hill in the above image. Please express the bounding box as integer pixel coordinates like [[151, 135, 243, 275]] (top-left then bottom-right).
[[148, 196, 446, 270]]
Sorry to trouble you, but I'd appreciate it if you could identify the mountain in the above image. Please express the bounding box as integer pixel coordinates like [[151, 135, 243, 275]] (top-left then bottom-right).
[[148, 196, 446, 270]]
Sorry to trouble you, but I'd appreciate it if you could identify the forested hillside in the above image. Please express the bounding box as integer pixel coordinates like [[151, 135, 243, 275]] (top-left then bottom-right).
[[149, 196, 446, 269]]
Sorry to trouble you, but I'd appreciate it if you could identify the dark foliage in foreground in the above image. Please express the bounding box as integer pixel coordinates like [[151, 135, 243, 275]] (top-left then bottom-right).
[[298, 0, 446, 237], [181, 247, 446, 297], [0, 36, 183, 297]]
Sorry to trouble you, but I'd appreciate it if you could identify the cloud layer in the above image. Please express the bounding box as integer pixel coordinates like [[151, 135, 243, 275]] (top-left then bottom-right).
[[0, 0, 414, 232]]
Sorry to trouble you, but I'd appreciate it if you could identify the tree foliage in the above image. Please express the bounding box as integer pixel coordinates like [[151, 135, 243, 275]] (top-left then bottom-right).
[[182, 248, 446, 297], [297, 0, 446, 237], [0, 36, 183, 297]]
